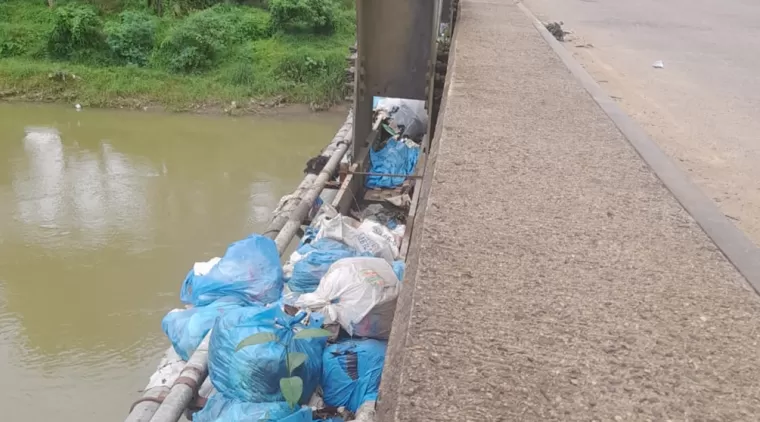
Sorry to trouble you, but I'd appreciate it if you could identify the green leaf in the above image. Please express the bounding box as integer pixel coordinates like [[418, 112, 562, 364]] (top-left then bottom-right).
[[293, 328, 332, 340], [236, 332, 277, 351], [287, 352, 308, 374], [280, 376, 303, 408]]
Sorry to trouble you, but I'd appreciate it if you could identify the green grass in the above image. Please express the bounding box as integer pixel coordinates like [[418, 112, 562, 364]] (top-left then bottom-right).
[[0, 0, 355, 111]]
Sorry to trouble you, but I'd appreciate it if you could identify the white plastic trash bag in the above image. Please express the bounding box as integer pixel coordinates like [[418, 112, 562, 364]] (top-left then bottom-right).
[[357, 219, 401, 257], [295, 257, 400, 339], [315, 216, 397, 263]]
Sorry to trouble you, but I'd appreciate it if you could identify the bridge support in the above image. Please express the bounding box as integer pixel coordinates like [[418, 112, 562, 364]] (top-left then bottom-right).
[[353, 0, 441, 160], [440, 0, 453, 26]]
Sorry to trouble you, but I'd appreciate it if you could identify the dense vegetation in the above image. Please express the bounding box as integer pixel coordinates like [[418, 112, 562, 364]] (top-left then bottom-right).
[[0, 0, 355, 110]]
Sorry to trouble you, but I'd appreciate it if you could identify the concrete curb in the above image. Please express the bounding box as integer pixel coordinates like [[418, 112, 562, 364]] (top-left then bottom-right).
[[516, 1, 760, 296]]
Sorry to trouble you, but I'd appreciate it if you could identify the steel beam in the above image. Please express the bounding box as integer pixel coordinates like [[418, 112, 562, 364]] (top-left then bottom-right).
[[353, 0, 440, 160], [440, 0, 453, 25]]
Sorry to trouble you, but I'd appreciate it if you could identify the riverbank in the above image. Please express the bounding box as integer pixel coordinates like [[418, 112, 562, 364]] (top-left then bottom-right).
[[0, 0, 355, 111]]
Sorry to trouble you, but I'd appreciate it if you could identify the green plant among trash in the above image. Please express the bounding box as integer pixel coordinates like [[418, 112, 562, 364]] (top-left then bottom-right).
[[236, 325, 332, 408]]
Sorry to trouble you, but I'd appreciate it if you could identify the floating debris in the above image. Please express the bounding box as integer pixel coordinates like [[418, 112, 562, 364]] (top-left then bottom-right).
[[545, 21, 567, 42]]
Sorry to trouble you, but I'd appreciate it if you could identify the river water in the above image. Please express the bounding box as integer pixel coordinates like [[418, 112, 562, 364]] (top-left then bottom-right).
[[0, 103, 345, 421]]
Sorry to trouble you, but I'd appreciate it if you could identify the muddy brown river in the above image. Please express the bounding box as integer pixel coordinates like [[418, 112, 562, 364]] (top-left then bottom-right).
[[0, 103, 346, 421]]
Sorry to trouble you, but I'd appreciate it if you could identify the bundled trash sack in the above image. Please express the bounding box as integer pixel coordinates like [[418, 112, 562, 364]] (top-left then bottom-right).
[[193, 393, 312, 422], [375, 98, 428, 141], [288, 238, 370, 294], [180, 234, 283, 307], [357, 219, 401, 256], [208, 305, 326, 403], [365, 138, 420, 189], [161, 297, 252, 360], [322, 339, 387, 412], [315, 216, 398, 263], [295, 257, 401, 339]]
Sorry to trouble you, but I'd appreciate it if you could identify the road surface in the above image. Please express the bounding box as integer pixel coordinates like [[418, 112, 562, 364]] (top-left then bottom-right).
[[523, 0, 760, 245]]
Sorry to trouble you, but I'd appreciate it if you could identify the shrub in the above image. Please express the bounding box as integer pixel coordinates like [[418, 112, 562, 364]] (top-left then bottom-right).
[[212, 4, 272, 42], [80, 0, 136, 13], [275, 46, 346, 103], [157, 6, 270, 73], [334, 5, 355, 34], [277, 51, 325, 83], [0, 26, 25, 58], [157, 8, 229, 72], [164, 0, 225, 13], [105, 10, 157, 66], [269, 0, 338, 35], [0, 24, 48, 58], [46, 4, 106, 61], [232, 7, 271, 41]]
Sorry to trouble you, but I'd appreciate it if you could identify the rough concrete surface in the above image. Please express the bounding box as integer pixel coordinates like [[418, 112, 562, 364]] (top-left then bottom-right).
[[523, 0, 760, 247], [377, 1, 760, 421]]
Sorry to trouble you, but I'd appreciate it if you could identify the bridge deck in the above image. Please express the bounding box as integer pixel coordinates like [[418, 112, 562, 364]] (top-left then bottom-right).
[[378, 0, 760, 420]]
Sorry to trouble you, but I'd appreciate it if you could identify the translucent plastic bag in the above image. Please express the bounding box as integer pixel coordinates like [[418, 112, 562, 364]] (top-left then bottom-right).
[[208, 305, 326, 403], [161, 297, 251, 360], [192, 393, 312, 422], [322, 339, 387, 412], [295, 257, 400, 339], [181, 234, 283, 306]]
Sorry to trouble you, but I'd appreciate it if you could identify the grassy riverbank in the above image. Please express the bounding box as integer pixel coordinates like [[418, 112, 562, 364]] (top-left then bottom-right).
[[0, 0, 355, 111]]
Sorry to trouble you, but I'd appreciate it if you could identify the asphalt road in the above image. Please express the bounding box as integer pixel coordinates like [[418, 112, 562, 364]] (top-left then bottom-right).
[[524, 0, 760, 245]]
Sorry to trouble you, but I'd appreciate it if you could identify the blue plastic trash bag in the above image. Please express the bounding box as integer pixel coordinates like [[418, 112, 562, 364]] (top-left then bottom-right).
[[209, 305, 326, 403], [321, 339, 387, 412], [299, 226, 320, 248], [193, 393, 312, 422], [180, 234, 283, 306], [289, 239, 367, 294], [161, 297, 252, 360], [391, 260, 405, 281], [365, 139, 420, 189]]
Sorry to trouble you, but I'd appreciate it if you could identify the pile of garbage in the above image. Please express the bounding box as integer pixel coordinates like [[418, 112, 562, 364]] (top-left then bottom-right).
[[158, 97, 427, 421], [366, 98, 426, 190], [160, 212, 405, 421]]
